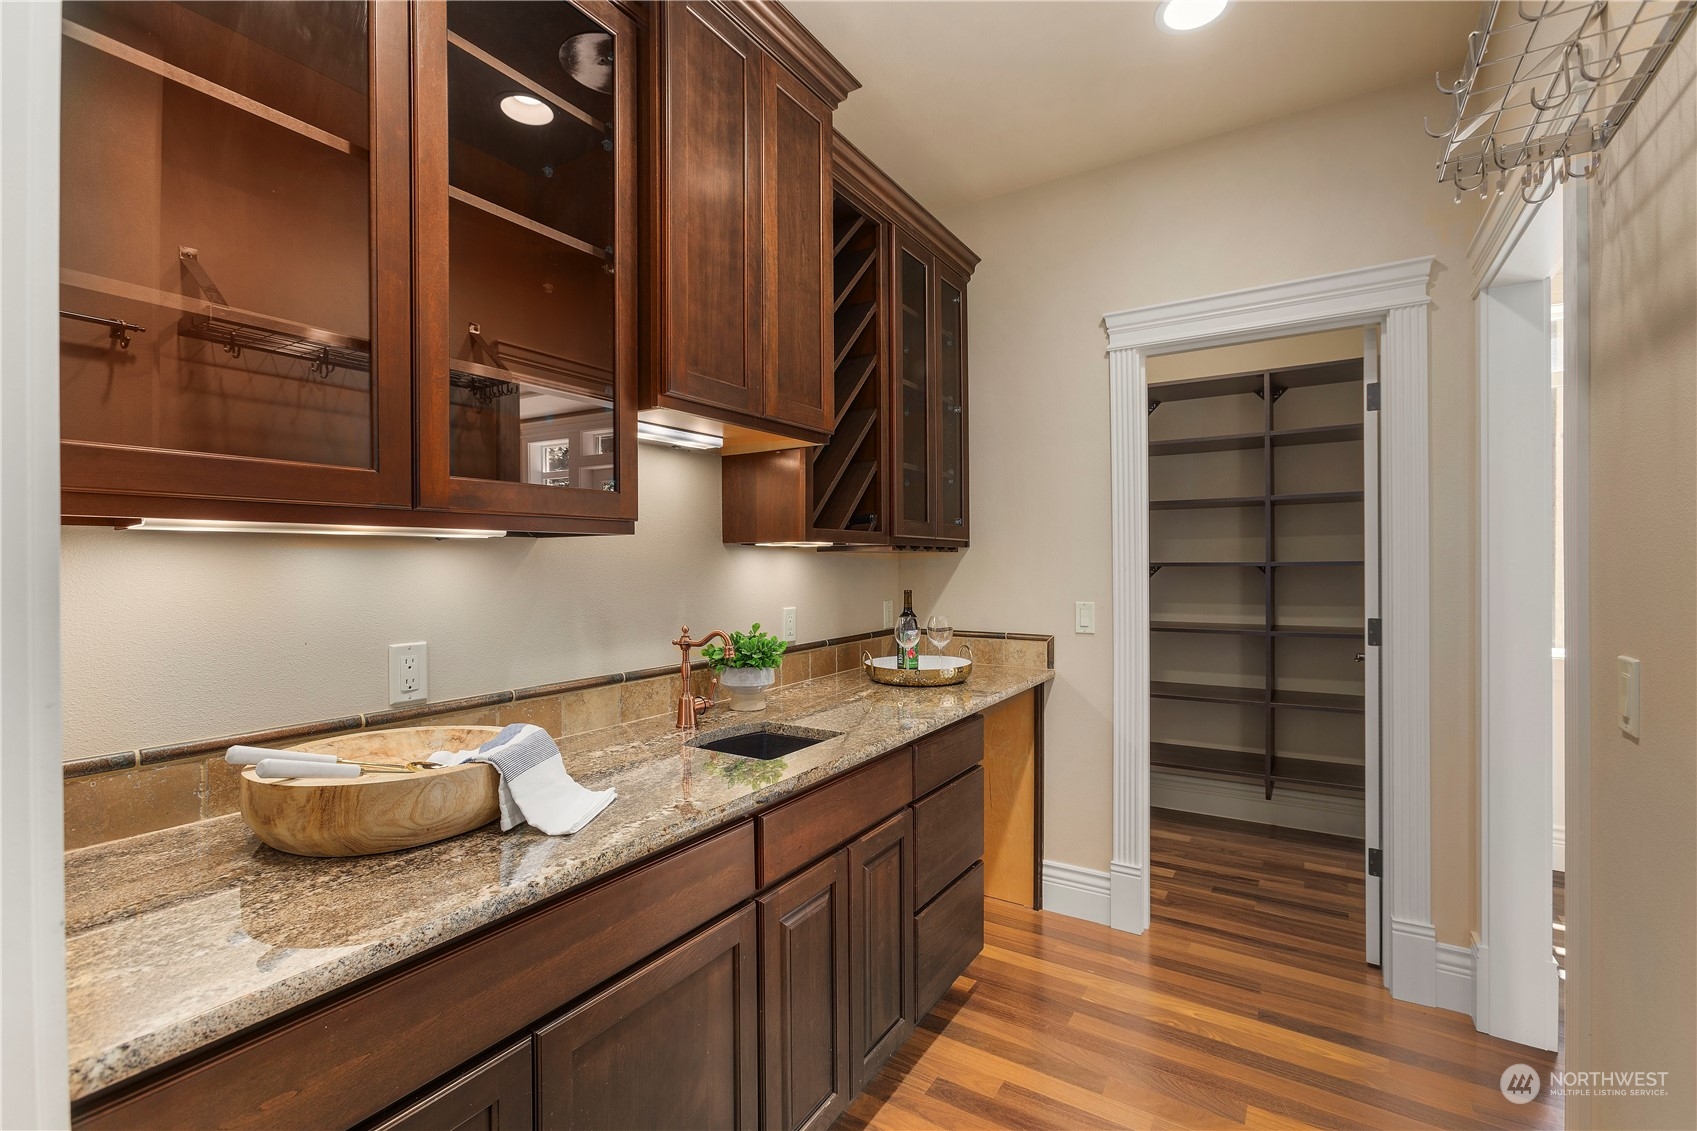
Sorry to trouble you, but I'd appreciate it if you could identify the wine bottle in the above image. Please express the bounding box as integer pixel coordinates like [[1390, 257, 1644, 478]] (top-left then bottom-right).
[[896, 590, 921, 671]]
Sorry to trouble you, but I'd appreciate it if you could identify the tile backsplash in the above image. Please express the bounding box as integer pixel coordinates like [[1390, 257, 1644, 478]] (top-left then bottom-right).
[[63, 630, 1052, 851]]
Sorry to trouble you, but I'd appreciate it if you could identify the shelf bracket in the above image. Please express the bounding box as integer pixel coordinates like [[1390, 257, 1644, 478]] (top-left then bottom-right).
[[1147, 399, 1161, 415], [1149, 564, 1163, 576], [178, 247, 228, 305]]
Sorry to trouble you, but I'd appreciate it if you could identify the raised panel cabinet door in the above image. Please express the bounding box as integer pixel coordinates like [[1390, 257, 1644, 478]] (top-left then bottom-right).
[[890, 232, 934, 540], [758, 852, 851, 1131], [760, 59, 833, 434], [412, 0, 639, 526], [658, 1, 764, 416], [59, 0, 414, 512], [365, 1038, 533, 1131], [935, 263, 969, 540], [535, 906, 760, 1131], [847, 809, 915, 1094]]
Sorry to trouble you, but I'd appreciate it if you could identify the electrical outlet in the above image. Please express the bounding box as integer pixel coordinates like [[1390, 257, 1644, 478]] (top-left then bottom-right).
[[882, 600, 893, 630], [781, 607, 798, 642], [1075, 601, 1096, 635], [389, 642, 428, 704]]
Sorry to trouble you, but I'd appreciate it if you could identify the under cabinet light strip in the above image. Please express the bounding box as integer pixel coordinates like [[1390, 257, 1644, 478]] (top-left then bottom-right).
[[636, 422, 723, 450], [126, 519, 505, 539]]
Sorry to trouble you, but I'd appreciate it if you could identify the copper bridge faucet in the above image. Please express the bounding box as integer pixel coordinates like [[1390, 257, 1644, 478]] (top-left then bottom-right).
[[671, 626, 734, 730]]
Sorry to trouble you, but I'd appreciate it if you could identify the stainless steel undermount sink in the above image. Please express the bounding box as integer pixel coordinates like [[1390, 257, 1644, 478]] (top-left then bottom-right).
[[693, 725, 837, 760]]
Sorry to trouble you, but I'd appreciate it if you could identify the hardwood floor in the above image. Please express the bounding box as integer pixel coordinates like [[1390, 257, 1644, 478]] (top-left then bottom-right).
[[836, 809, 1562, 1130]]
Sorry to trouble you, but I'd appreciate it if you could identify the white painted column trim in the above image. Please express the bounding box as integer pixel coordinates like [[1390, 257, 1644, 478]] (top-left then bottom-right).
[[1103, 257, 1438, 1008], [0, 3, 70, 1127], [1108, 345, 1150, 934]]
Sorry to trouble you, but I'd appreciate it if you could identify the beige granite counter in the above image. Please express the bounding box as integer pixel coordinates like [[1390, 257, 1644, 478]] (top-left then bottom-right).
[[64, 664, 1053, 1102]]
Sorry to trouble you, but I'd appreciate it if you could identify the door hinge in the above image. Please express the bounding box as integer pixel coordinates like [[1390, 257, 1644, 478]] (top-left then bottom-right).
[[1367, 848, 1382, 878], [1366, 383, 1381, 411], [1367, 618, 1382, 647]]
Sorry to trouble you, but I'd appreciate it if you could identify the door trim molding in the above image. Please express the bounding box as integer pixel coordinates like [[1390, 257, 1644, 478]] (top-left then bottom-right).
[[1102, 257, 1439, 1006], [0, 4, 70, 1126]]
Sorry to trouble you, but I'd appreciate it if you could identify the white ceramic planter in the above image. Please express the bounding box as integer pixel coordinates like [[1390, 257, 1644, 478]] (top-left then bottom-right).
[[720, 666, 778, 712]]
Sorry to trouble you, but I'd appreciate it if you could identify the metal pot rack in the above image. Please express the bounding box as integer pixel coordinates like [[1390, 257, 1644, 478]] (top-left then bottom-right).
[[1428, 0, 1695, 204]]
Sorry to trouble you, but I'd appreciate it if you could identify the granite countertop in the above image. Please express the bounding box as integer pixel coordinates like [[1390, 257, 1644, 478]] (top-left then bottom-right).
[[64, 664, 1053, 1101]]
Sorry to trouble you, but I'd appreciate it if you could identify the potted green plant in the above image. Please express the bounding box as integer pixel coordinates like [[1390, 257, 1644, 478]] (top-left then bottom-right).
[[702, 623, 787, 712]]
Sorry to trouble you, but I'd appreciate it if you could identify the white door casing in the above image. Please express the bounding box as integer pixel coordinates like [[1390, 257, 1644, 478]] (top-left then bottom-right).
[[1363, 325, 1384, 971], [1103, 257, 1439, 1007], [1476, 277, 1561, 1050]]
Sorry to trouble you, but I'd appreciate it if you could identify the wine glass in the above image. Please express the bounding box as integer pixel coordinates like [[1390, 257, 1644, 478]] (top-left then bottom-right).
[[894, 623, 921, 660], [926, 614, 953, 654]]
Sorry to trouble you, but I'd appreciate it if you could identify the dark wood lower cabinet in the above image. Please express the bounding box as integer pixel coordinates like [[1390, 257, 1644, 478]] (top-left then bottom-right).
[[759, 852, 852, 1131], [535, 906, 760, 1131], [73, 725, 997, 1131], [366, 1038, 533, 1131], [847, 809, 915, 1094]]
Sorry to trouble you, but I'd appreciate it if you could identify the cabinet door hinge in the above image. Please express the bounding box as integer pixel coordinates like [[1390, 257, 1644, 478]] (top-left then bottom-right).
[[1367, 848, 1383, 878], [1367, 618, 1382, 647], [1366, 383, 1381, 411]]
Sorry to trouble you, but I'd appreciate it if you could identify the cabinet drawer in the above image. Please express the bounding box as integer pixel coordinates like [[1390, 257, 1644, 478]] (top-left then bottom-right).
[[913, 715, 983, 797], [912, 766, 984, 908], [758, 750, 913, 887], [73, 822, 756, 1131], [363, 1037, 532, 1131], [914, 862, 984, 1019]]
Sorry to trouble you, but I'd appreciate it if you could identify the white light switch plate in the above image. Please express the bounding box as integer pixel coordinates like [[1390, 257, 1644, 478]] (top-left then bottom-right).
[[781, 607, 797, 642], [389, 642, 428, 704], [882, 600, 894, 630], [1618, 655, 1640, 739], [1075, 601, 1096, 634]]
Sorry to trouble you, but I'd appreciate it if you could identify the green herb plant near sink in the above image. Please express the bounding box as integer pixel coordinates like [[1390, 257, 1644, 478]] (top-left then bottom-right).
[[702, 623, 786, 712]]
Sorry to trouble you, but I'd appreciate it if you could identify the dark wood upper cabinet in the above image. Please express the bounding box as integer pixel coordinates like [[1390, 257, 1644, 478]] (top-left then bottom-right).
[[59, 0, 639, 534], [720, 132, 978, 549], [412, 0, 639, 531], [644, 1, 854, 445], [59, 0, 414, 515]]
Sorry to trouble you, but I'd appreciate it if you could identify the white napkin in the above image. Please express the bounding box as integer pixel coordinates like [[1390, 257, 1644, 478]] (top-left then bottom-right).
[[429, 723, 615, 835]]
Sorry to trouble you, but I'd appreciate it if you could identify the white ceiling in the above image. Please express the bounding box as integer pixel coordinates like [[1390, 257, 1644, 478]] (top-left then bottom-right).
[[789, 0, 1482, 213]]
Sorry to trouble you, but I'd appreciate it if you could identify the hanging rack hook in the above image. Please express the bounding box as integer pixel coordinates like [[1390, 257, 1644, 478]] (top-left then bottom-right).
[[1521, 161, 1559, 204], [1437, 29, 1486, 95], [1530, 41, 1578, 110], [1565, 150, 1603, 180], [1517, 0, 1562, 24], [1573, 2, 1625, 82], [1455, 159, 1490, 194], [1423, 115, 1452, 140]]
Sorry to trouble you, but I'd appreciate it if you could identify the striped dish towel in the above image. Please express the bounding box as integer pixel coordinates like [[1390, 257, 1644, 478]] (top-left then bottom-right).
[[429, 724, 615, 835]]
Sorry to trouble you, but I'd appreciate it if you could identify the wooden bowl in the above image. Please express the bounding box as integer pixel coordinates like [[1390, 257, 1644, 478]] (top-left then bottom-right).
[[239, 727, 503, 858]]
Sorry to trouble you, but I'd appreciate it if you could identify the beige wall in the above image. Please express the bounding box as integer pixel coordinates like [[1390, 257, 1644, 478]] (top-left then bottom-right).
[[1571, 30, 1696, 1130], [60, 444, 899, 758], [900, 78, 1485, 943]]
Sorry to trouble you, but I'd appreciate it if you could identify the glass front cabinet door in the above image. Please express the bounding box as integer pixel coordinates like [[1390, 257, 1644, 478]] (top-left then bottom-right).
[[935, 264, 968, 542], [59, 1, 414, 513], [412, 0, 638, 532], [891, 235, 932, 541]]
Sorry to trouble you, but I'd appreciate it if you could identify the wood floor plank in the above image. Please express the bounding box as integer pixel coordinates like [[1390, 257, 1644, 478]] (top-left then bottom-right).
[[836, 810, 1562, 1130]]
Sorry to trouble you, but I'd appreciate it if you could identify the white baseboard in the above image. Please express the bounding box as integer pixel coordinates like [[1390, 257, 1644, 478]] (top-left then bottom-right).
[[1436, 940, 1477, 1019], [1552, 824, 1566, 873], [1041, 861, 1111, 926], [1151, 770, 1366, 838], [1389, 917, 1439, 1007]]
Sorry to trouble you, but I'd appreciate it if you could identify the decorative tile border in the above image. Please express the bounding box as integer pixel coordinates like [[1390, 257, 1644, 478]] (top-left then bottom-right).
[[61, 628, 1053, 850]]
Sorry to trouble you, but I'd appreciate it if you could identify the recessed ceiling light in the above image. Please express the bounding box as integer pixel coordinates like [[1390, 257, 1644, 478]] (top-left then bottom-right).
[[1157, 0, 1228, 32], [499, 93, 554, 126]]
